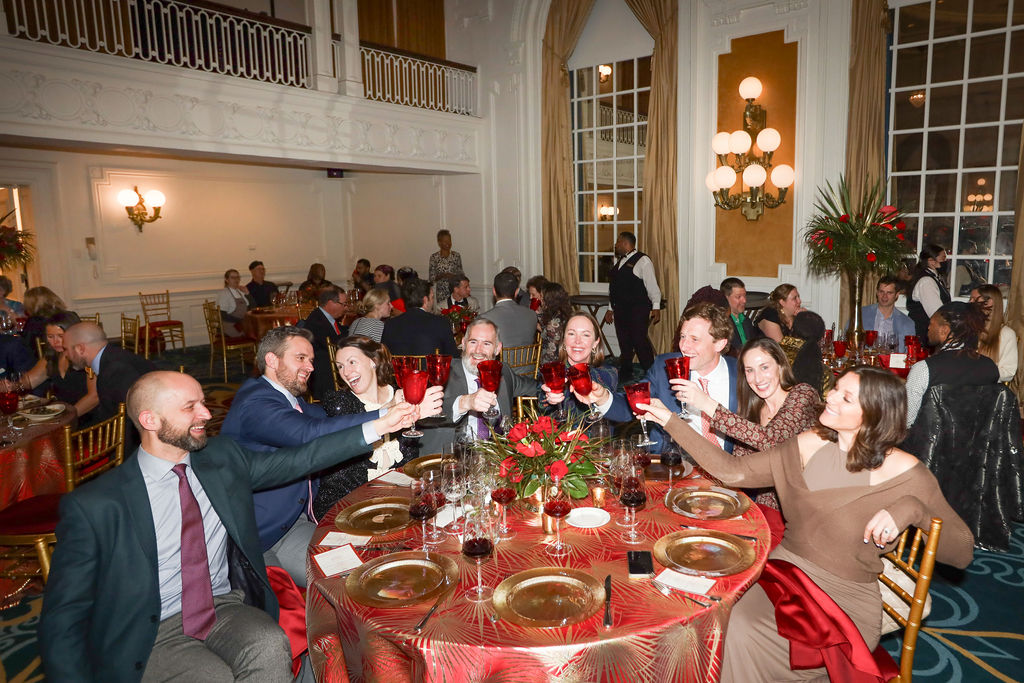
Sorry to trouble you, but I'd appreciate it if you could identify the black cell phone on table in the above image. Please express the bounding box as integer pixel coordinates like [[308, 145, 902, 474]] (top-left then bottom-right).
[[627, 550, 655, 578]]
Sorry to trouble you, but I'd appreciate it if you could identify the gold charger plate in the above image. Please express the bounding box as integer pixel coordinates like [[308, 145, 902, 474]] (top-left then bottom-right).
[[334, 496, 412, 535], [654, 529, 757, 577], [345, 551, 458, 608], [667, 485, 750, 520], [403, 453, 447, 479], [492, 567, 605, 628]]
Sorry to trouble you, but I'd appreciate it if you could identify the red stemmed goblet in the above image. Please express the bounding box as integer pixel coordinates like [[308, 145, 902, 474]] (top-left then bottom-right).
[[540, 361, 568, 421], [663, 356, 691, 418], [426, 354, 452, 387], [624, 382, 655, 447], [401, 369, 429, 438], [476, 360, 503, 419], [567, 363, 600, 423]]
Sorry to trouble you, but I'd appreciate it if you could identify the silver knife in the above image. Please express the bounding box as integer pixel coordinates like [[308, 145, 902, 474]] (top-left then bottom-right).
[[413, 580, 450, 633], [603, 574, 613, 628]]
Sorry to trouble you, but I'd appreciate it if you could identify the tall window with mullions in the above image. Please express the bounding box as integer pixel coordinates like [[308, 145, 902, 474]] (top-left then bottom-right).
[[571, 56, 652, 287], [887, 0, 1023, 298]]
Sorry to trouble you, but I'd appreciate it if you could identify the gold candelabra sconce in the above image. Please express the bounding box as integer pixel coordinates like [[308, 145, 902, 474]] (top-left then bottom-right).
[[706, 77, 794, 221], [117, 186, 165, 232]]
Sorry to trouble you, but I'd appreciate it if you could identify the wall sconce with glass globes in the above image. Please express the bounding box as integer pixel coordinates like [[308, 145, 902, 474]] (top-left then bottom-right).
[[706, 76, 794, 221], [117, 186, 165, 232], [598, 64, 612, 83]]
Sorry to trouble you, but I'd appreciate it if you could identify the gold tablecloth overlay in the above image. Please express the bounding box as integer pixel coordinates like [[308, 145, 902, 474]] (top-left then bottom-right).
[[306, 472, 770, 682]]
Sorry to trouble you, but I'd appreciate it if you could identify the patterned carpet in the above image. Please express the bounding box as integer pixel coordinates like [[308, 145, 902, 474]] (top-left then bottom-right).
[[3, 354, 1023, 680]]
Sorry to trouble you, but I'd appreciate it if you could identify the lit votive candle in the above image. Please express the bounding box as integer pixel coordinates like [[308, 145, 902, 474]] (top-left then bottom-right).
[[591, 485, 607, 508]]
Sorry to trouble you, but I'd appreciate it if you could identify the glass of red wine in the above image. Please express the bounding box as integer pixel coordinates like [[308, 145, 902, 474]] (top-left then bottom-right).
[[543, 475, 573, 558], [663, 356, 691, 418], [420, 470, 448, 544], [476, 360, 503, 419], [462, 503, 495, 602], [408, 479, 438, 553], [540, 361, 568, 421], [401, 369, 429, 438], [660, 441, 685, 495], [490, 479, 517, 541], [619, 461, 647, 544], [567, 363, 601, 423], [624, 382, 656, 447], [863, 330, 878, 349], [426, 353, 452, 387]]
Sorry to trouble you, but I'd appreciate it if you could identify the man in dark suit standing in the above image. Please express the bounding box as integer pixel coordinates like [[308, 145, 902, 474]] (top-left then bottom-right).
[[64, 321, 156, 451], [720, 277, 760, 356], [479, 272, 538, 348], [581, 303, 738, 454], [381, 278, 458, 357], [604, 231, 662, 382], [39, 370, 417, 682], [300, 285, 348, 401]]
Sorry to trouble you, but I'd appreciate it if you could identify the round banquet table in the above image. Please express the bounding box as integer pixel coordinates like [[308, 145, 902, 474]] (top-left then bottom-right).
[[0, 404, 77, 510], [306, 472, 770, 682]]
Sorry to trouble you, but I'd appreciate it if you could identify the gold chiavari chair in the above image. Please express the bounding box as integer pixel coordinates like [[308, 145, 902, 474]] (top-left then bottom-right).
[[326, 339, 342, 392], [878, 517, 943, 683], [502, 342, 542, 378], [202, 301, 256, 382], [0, 404, 126, 584], [120, 313, 140, 354], [138, 290, 186, 358], [78, 313, 101, 328], [514, 395, 539, 423]]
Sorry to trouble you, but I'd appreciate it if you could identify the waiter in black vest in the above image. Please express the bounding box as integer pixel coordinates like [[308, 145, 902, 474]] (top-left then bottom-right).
[[604, 231, 661, 382]]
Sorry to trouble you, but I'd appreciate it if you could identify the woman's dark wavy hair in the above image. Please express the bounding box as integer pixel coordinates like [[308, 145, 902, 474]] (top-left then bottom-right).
[[912, 242, 946, 277], [814, 365, 907, 472], [539, 282, 572, 327], [335, 335, 395, 389], [736, 338, 799, 423], [934, 301, 985, 353]]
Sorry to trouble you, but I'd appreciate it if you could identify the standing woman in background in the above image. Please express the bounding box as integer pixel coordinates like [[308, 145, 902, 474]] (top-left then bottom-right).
[[428, 229, 463, 305], [970, 284, 1018, 382]]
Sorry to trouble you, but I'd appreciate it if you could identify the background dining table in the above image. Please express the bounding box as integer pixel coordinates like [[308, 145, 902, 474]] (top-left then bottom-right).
[[0, 404, 77, 510], [306, 469, 770, 683]]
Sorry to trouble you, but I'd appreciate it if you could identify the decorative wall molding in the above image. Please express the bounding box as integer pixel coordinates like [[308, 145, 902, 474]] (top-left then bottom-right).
[[704, 0, 811, 27], [0, 38, 482, 173]]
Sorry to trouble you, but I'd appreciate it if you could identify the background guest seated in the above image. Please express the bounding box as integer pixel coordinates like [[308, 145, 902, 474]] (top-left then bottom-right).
[[970, 284, 1018, 382], [216, 269, 252, 338], [348, 287, 392, 343], [22, 286, 67, 354], [525, 275, 548, 311], [245, 260, 278, 308], [862, 276, 915, 351], [0, 274, 24, 316], [300, 285, 348, 401], [905, 301, 998, 425], [720, 277, 760, 356], [755, 283, 804, 342], [18, 311, 98, 421], [783, 310, 827, 395], [639, 366, 973, 682], [351, 258, 374, 294], [381, 278, 458, 357], [438, 273, 479, 313], [298, 262, 332, 302], [373, 264, 403, 311]]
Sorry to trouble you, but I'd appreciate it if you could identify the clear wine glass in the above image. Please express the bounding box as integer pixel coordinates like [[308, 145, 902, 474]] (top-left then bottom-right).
[[441, 460, 467, 536], [420, 470, 447, 544], [660, 442, 684, 497], [619, 461, 647, 545], [461, 499, 496, 602], [408, 479, 438, 553], [543, 475, 572, 558]]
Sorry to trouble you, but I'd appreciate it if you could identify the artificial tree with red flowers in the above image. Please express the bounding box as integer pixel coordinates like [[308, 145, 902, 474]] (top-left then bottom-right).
[[803, 176, 911, 343]]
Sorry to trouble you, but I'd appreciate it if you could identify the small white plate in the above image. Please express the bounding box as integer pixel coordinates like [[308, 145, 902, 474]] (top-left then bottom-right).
[[566, 507, 611, 529]]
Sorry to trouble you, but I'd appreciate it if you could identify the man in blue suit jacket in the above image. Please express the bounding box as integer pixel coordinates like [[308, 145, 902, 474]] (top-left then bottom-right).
[[39, 370, 417, 682], [588, 303, 738, 453], [862, 276, 916, 351]]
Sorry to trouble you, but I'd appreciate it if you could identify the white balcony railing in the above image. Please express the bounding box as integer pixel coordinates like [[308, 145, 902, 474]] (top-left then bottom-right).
[[3, 0, 312, 88], [358, 41, 478, 116]]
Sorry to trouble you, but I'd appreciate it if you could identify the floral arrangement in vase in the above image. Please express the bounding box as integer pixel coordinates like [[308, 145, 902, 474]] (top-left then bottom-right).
[[803, 175, 912, 338], [476, 410, 603, 499], [0, 209, 33, 269], [439, 304, 476, 334]]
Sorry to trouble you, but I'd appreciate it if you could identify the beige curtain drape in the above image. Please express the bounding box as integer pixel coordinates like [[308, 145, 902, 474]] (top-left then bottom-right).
[[1002, 123, 1024, 407], [623, 0, 678, 353], [839, 0, 889, 325], [541, 0, 595, 295]]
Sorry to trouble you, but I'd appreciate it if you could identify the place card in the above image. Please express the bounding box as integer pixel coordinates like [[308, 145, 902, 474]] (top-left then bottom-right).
[[312, 544, 363, 577], [888, 353, 907, 369], [319, 531, 372, 547], [373, 470, 415, 486], [434, 503, 465, 529], [654, 568, 716, 595]]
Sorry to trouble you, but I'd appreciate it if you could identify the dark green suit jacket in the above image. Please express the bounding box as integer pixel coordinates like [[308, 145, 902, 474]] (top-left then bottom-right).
[[38, 426, 369, 682]]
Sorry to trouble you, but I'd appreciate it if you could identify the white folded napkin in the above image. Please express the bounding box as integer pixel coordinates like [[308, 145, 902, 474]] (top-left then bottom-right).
[[312, 544, 363, 577], [654, 568, 716, 595]]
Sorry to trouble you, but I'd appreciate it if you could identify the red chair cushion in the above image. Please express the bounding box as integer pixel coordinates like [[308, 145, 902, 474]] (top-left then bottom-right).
[[147, 320, 183, 328], [0, 494, 62, 534]]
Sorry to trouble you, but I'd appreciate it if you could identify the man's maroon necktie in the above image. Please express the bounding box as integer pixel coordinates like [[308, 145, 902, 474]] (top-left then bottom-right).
[[333, 320, 340, 335], [172, 463, 217, 639]]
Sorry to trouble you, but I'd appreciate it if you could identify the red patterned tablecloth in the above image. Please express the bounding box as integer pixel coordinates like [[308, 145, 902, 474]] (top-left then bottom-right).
[[306, 473, 770, 682], [0, 405, 77, 510]]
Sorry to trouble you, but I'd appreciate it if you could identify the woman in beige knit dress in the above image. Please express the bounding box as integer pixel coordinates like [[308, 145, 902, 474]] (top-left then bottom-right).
[[639, 365, 974, 682]]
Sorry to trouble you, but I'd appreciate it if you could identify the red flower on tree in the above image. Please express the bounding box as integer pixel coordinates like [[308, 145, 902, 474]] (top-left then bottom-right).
[[866, 253, 877, 262], [839, 214, 850, 223]]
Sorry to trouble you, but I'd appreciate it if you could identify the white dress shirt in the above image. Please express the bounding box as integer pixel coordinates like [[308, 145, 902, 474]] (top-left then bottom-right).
[[614, 249, 662, 309], [451, 360, 479, 426], [911, 269, 945, 318], [137, 448, 231, 621]]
